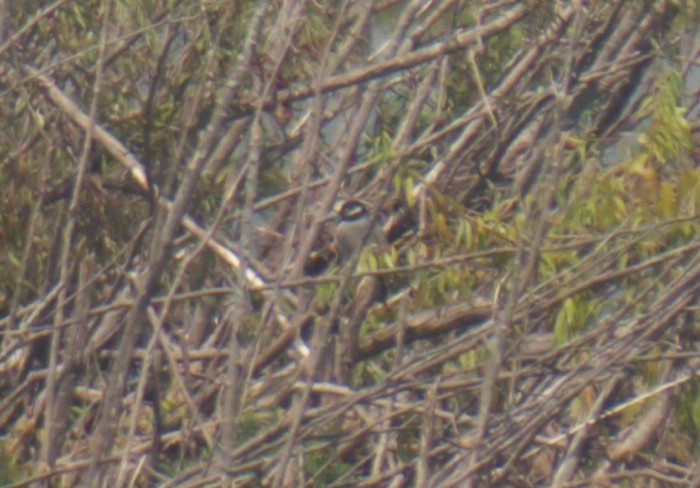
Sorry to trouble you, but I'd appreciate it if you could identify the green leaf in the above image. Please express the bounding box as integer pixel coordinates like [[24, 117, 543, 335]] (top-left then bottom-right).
[[658, 181, 676, 218], [564, 297, 576, 326], [405, 175, 415, 207], [691, 394, 700, 432], [553, 307, 569, 345]]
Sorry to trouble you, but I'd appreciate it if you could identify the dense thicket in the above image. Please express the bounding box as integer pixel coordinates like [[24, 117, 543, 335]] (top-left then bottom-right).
[[1, 1, 700, 486]]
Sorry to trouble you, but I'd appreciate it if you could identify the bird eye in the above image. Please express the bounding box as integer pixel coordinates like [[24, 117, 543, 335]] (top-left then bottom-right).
[[340, 201, 367, 220]]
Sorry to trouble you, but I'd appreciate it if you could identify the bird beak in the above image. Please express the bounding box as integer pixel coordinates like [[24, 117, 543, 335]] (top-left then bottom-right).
[[322, 210, 340, 223]]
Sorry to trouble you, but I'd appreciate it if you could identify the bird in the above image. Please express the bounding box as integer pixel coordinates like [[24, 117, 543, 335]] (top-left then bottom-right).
[[334, 199, 387, 264], [332, 200, 388, 383]]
